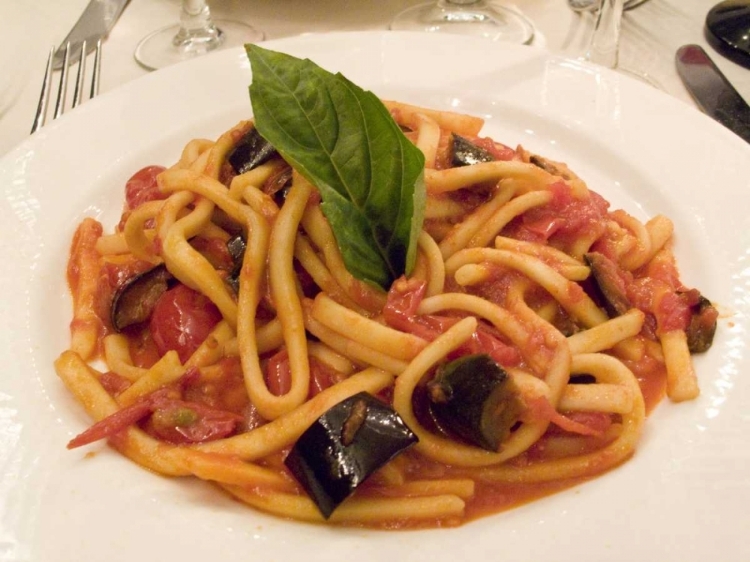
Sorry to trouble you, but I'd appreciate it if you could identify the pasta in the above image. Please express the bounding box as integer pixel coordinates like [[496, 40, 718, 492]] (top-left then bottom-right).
[[57, 97, 717, 529]]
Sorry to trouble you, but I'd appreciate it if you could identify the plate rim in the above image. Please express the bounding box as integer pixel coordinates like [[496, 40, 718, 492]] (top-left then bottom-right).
[[1, 30, 749, 562]]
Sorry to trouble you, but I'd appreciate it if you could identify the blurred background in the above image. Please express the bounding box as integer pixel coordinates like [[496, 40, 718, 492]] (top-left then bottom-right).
[[1, 0, 746, 155]]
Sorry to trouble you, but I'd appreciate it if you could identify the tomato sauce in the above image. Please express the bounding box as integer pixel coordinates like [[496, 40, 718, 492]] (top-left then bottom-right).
[[353, 453, 609, 530], [502, 182, 610, 251], [64, 155, 707, 529]]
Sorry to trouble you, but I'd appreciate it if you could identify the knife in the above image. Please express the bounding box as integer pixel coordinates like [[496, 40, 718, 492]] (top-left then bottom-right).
[[675, 44, 750, 144], [53, 0, 130, 69]]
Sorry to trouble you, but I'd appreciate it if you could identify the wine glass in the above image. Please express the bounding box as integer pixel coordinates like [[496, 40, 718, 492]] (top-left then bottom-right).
[[568, 0, 651, 13], [582, 0, 659, 86], [390, 0, 535, 44], [135, 0, 264, 71], [583, 0, 623, 69]]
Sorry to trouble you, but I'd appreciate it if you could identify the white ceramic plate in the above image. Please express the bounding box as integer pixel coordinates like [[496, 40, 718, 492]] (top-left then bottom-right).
[[1, 31, 748, 562]]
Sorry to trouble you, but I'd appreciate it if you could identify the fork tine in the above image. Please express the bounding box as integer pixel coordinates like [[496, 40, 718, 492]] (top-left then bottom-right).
[[31, 47, 55, 134], [54, 42, 72, 120], [90, 37, 102, 99], [32, 38, 102, 134], [72, 40, 87, 108]]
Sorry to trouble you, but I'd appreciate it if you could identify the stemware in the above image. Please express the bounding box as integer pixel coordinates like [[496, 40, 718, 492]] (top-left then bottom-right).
[[134, 0, 264, 71], [390, 0, 535, 44], [568, 0, 650, 12], [584, 0, 624, 69], [581, 0, 658, 85]]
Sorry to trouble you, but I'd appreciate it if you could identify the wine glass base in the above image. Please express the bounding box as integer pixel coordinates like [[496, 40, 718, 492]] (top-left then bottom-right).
[[617, 66, 661, 89], [568, 0, 652, 12], [390, 1, 535, 44], [135, 20, 264, 71]]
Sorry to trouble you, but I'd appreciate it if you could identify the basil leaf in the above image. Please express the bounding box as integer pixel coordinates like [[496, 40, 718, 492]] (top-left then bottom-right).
[[246, 45, 425, 290]]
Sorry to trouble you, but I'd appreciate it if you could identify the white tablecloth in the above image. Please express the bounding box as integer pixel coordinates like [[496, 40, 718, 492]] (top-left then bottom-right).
[[1, 0, 747, 157]]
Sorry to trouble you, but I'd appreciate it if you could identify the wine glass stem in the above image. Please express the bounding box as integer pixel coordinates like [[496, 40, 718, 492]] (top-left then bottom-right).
[[179, 0, 214, 35], [173, 0, 222, 49], [585, 0, 624, 68]]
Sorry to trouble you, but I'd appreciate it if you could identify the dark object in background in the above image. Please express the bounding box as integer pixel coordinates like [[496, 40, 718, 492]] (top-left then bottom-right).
[[705, 0, 750, 69], [675, 44, 750, 143]]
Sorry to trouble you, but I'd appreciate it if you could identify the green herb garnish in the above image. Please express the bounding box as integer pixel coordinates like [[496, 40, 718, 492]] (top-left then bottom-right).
[[246, 45, 426, 291]]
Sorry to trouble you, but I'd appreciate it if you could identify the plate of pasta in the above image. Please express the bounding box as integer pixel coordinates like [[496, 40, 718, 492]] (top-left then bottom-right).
[[0, 30, 748, 562]]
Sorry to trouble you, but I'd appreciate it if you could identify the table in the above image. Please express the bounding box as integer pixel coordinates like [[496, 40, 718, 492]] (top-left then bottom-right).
[[1, 0, 747, 157]]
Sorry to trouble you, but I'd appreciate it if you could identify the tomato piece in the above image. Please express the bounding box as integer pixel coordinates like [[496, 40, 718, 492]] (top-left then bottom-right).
[[502, 182, 609, 249], [309, 356, 340, 397], [655, 291, 692, 334], [561, 411, 613, 435], [470, 328, 522, 367], [148, 397, 243, 444], [99, 371, 132, 395], [264, 350, 343, 398], [265, 349, 292, 396], [67, 386, 243, 448], [190, 237, 234, 271], [383, 277, 435, 339], [149, 284, 223, 363], [125, 165, 167, 211], [524, 396, 608, 437], [182, 357, 249, 413], [384, 277, 425, 321], [102, 259, 155, 293], [469, 135, 517, 161], [67, 399, 153, 449], [383, 276, 522, 367]]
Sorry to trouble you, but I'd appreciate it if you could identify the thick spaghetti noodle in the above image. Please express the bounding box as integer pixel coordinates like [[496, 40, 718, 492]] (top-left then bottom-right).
[[57, 58, 717, 528]]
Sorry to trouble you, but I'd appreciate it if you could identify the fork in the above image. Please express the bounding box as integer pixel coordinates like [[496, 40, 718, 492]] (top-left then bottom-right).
[[31, 38, 102, 134]]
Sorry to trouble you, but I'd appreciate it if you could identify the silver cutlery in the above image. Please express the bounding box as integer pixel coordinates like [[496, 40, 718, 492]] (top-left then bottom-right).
[[31, 39, 102, 133], [30, 0, 128, 133], [675, 44, 750, 144], [53, 0, 129, 69]]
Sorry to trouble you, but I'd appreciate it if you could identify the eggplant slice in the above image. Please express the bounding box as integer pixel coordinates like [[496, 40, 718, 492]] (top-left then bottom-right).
[[225, 234, 247, 294], [112, 233, 250, 331], [451, 134, 496, 167], [111, 264, 172, 332], [227, 127, 278, 175], [427, 354, 523, 452], [584, 252, 632, 318], [284, 392, 418, 519], [685, 294, 718, 353], [529, 153, 577, 181]]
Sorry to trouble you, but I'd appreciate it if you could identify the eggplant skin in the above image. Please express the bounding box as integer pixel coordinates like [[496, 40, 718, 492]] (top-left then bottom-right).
[[584, 252, 632, 318], [284, 392, 418, 519], [111, 264, 172, 332], [451, 134, 495, 167], [529, 154, 575, 181], [427, 354, 522, 452], [685, 295, 718, 353], [227, 127, 278, 175], [225, 235, 246, 294]]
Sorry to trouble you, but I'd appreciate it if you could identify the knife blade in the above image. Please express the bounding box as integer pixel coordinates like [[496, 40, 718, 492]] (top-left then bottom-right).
[[675, 44, 750, 144], [53, 0, 130, 69]]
